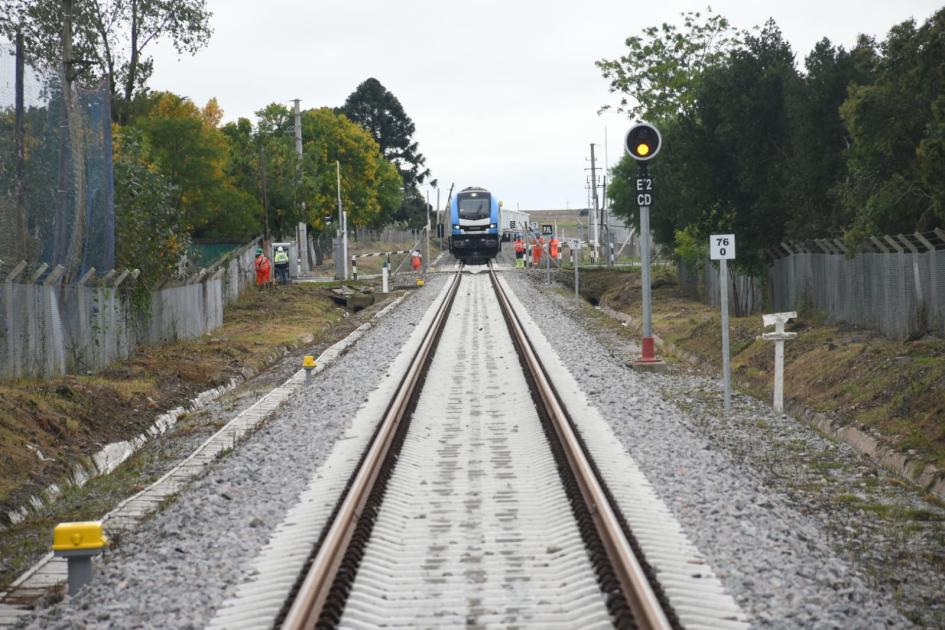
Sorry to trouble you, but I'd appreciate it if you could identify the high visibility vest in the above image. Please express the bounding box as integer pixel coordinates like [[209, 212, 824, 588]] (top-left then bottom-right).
[[274, 251, 289, 264], [514, 240, 525, 253]]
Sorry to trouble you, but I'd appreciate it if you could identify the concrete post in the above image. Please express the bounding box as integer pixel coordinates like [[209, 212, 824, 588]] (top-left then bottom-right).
[[761, 312, 798, 413]]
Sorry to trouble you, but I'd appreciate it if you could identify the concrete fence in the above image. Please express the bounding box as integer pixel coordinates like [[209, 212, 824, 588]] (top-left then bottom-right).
[[677, 230, 945, 339], [0, 238, 260, 380]]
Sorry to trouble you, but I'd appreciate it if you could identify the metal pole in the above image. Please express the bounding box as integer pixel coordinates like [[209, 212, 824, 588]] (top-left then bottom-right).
[[574, 246, 580, 305], [424, 190, 430, 278], [720, 258, 732, 413], [14, 31, 26, 259], [336, 161, 348, 280], [436, 187, 441, 250], [259, 143, 270, 242], [590, 143, 599, 264], [545, 235, 551, 284], [774, 337, 785, 413]]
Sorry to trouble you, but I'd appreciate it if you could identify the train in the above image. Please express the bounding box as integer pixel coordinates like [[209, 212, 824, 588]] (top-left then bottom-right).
[[448, 186, 501, 264]]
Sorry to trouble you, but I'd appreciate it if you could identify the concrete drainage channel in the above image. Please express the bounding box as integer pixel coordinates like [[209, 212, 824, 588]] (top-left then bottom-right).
[[0, 295, 406, 627]]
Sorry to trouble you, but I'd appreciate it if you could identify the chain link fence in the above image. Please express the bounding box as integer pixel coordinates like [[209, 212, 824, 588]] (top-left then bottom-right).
[[0, 40, 114, 280]]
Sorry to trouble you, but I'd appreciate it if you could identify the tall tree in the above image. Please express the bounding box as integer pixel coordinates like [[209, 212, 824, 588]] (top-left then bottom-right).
[[0, 0, 213, 123], [339, 78, 430, 188], [596, 8, 740, 122], [838, 8, 945, 241]]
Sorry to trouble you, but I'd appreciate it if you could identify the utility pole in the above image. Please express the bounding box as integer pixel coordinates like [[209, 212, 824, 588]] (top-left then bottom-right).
[[424, 190, 430, 277], [259, 143, 270, 242], [336, 160, 348, 280], [436, 187, 441, 250], [293, 99, 305, 241], [14, 31, 26, 260], [590, 143, 600, 265]]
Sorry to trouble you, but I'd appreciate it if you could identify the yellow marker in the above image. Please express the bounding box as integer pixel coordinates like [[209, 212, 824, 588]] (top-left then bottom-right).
[[302, 355, 316, 369], [416, 279, 425, 287], [52, 521, 107, 552]]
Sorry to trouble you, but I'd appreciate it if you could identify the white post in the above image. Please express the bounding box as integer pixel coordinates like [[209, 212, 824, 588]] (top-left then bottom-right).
[[382, 264, 389, 293], [720, 258, 732, 414], [762, 312, 798, 414]]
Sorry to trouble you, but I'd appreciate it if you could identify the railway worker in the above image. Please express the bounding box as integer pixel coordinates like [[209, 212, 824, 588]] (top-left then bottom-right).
[[532, 237, 543, 266], [255, 247, 271, 288], [550, 236, 560, 261], [410, 250, 422, 272], [514, 237, 526, 268], [273, 246, 290, 284]]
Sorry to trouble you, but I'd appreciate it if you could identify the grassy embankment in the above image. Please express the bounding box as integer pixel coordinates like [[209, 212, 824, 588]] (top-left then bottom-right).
[[0, 282, 355, 588], [570, 267, 945, 471]]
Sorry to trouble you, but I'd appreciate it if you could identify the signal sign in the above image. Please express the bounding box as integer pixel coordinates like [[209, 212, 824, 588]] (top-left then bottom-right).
[[710, 234, 736, 260], [625, 122, 662, 162], [635, 175, 653, 207], [541, 224, 553, 235]]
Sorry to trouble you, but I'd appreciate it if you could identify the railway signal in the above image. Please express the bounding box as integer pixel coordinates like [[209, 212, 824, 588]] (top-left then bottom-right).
[[624, 122, 662, 163], [627, 122, 664, 369]]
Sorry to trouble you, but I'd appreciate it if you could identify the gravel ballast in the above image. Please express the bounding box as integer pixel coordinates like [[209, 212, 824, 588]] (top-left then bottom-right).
[[506, 269, 945, 628], [20, 262, 945, 628], [23, 278, 448, 630]]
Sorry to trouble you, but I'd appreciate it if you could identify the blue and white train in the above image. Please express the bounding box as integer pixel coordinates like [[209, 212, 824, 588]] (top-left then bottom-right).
[[448, 186, 501, 264]]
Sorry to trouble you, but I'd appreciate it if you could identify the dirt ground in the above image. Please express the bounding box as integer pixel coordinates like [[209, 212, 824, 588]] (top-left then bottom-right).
[[570, 267, 945, 473], [0, 282, 353, 519]]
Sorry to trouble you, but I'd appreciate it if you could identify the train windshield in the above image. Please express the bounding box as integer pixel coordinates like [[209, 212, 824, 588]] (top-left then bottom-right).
[[458, 194, 491, 220]]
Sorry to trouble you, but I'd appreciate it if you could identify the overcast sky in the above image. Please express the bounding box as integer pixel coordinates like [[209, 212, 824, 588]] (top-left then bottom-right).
[[148, 0, 942, 211]]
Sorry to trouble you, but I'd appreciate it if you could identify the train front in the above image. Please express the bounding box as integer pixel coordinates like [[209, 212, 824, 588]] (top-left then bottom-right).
[[448, 187, 500, 264]]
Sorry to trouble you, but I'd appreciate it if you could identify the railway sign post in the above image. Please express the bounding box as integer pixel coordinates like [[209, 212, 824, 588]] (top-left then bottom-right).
[[571, 239, 581, 305], [761, 312, 798, 413], [625, 122, 664, 369], [710, 234, 736, 413]]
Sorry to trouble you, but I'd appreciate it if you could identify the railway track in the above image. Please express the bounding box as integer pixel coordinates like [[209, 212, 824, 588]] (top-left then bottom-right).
[[210, 266, 746, 629]]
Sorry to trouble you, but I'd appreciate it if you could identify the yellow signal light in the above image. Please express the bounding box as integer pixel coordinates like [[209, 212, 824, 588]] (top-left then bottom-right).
[[636, 143, 650, 156]]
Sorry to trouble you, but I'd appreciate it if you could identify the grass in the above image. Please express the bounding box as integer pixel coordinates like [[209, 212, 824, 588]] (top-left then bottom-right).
[[568, 267, 945, 471]]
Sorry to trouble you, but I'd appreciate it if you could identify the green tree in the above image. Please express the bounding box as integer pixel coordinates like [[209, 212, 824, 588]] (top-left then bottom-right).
[[596, 8, 740, 121], [838, 9, 945, 241], [132, 92, 259, 239], [782, 36, 877, 239], [0, 0, 213, 123], [339, 78, 430, 188], [112, 126, 188, 302]]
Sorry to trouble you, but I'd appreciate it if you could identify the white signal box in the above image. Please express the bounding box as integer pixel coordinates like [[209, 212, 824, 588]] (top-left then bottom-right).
[[710, 234, 736, 260]]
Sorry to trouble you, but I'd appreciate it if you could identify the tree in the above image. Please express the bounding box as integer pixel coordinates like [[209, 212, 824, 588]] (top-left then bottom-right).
[[339, 78, 430, 188], [781, 37, 877, 240], [0, 0, 213, 123], [596, 8, 741, 122], [132, 92, 259, 239], [838, 9, 945, 241], [112, 125, 188, 303]]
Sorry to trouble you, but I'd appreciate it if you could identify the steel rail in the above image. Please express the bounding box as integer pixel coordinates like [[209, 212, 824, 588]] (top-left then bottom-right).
[[281, 270, 464, 630], [488, 268, 673, 630]]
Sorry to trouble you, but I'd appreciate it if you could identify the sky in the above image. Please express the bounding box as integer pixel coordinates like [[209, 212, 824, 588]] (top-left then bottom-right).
[[147, 0, 944, 211]]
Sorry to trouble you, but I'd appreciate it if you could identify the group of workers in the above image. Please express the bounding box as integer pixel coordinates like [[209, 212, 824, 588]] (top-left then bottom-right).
[[513, 235, 559, 269], [254, 246, 291, 287]]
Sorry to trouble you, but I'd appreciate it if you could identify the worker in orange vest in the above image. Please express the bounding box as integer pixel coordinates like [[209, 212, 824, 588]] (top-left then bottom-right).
[[532, 237, 543, 266], [513, 237, 526, 268], [550, 236, 560, 260], [410, 250, 422, 272], [255, 247, 271, 287]]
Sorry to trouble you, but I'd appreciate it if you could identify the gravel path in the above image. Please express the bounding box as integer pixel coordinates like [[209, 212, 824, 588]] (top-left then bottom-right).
[[23, 277, 448, 630], [506, 270, 945, 628]]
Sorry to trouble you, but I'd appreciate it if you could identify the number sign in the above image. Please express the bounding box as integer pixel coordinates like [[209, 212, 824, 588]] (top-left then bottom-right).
[[541, 224, 553, 235], [635, 176, 654, 207], [509, 220, 516, 228], [710, 234, 736, 260]]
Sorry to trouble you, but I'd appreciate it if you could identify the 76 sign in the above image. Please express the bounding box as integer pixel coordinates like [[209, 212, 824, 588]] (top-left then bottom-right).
[[710, 234, 736, 260]]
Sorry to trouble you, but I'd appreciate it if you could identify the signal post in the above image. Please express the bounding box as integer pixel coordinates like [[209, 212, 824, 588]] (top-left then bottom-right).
[[626, 123, 666, 370]]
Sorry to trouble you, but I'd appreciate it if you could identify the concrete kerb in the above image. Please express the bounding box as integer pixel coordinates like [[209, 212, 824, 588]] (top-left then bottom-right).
[[0, 293, 407, 624]]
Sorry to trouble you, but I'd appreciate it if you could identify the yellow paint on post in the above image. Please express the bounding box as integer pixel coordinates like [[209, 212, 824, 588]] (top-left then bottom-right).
[[52, 521, 108, 551], [302, 355, 316, 368]]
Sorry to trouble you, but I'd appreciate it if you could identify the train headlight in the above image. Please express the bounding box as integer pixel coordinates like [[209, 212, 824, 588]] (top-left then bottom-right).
[[489, 223, 497, 229], [452, 224, 459, 229]]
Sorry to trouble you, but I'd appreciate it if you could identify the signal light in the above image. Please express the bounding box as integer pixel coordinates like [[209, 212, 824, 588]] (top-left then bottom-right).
[[625, 122, 661, 162]]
